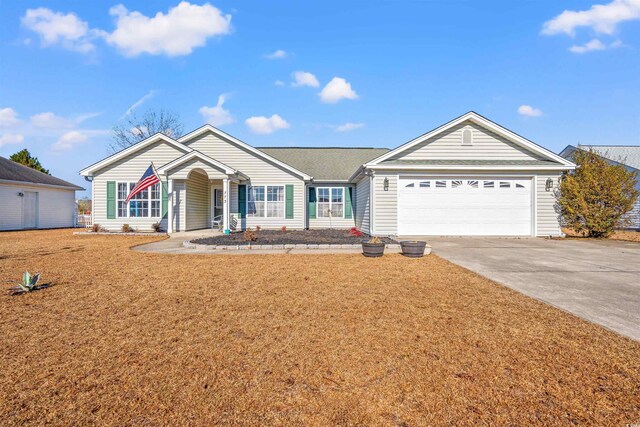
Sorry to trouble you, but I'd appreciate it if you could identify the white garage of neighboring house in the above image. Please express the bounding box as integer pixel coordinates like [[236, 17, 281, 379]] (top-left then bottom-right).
[[0, 156, 84, 231]]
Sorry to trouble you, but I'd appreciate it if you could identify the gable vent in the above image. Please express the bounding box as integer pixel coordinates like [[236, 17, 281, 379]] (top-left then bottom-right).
[[461, 129, 473, 146]]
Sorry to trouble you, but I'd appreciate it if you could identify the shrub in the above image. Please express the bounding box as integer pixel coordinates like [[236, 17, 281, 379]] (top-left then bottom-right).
[[280, 226, 287, 233], [558, 147, 639, 238], [151, 222, 161, 232], [256, 225, 262, 232], [368, 236, 382, 244], [121, 224, 134, 233], [92, 223, 104, 233], [349, 227, 363, 237], [244, 228, 257, 242]]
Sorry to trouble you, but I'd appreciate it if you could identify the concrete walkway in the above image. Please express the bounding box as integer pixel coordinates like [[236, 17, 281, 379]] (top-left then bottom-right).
[[429, 237, 640, 341]]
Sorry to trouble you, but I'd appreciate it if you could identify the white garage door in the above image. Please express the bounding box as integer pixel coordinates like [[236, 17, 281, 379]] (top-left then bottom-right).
[[398, 178, 532, 236]]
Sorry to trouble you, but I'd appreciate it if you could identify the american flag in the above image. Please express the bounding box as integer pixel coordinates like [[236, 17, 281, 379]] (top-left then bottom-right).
[[125, 165, 160, 203]]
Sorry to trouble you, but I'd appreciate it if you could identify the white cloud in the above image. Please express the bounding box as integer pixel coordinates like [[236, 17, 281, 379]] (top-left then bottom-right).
[[52, 130, 88, 151], [336, 122, 365, 132], [319, 77, 358, 103], [518, 105, 543, 117], [274, 80, 285, 87], [291, 71, 320, 88], [569, 38, 623, 53], [542, 0, 640, 36], [245, 114, 290, 134], [0, 108, 20, 127], [199, 94, 234, 126], [123, 90, 156, 117], [30, 112, 73, 129], [0, 133, 24, 147], [21, 8, 100, 53], [105, 2, 232, 57], [264, 49, 287, 59]]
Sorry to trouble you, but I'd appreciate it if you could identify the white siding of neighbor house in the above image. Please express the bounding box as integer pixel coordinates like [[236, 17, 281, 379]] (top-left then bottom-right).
[[308, 184, 356, 229], [385, 121, 545, 162], [183, 132, 305, 229], [92, 140, 187, 232], [0, 182, 77, 230], [370, 171, 564, 237], [185, 170, 210, 231], [355, 176, 371, 234]]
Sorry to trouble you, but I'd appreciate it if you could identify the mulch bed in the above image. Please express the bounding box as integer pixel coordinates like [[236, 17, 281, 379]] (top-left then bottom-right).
[[1, 229, 638, 426], [192, 228, 395, 245]]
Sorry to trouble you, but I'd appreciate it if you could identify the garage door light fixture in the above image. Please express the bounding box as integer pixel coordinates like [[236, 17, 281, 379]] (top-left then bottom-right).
[[545, 178, 553, 192]]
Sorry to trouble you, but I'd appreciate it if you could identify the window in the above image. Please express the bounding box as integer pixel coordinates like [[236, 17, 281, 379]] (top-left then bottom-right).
[[515, 183, 525, 189], [116, 182, 161, 218], [500, 181, 510, 188], [419, 181, 430, 188], [484, 181, 494, 188], [317, 187, 344, 218], [467, 180, 479, 188], [462, 129, 472, 146], [452, 180, 463, 188], [435, 180, 447, 188], [405, 182, 415, 188], [248, 185, 284, 218]]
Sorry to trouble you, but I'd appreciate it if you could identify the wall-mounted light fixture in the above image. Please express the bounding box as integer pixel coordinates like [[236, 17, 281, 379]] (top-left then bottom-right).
[[383, 177, 389, 191], [17, 192, 24, 197], [545, 178, 553, 192]]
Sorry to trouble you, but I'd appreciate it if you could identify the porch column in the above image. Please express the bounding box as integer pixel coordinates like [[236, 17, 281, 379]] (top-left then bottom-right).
[[167, 179, 174, 233], [223, 178, 230, 232]]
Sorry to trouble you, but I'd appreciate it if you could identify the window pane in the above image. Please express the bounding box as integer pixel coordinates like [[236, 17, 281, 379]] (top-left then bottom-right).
[[419, 181, 430, 188], [117, 183, 128, 199], [500, 181, 510, 188], [317, 203, 330, 217], [267, 201, 284, 218], [118, 201, 127, 218], [267, 186, 283, 202], [484, 181, 494, 188], [318, 188, 330, 203], [151, 183, 160, 199], [151, 200, 160, 217], [436, 180, 446, 188], [332, 203, 344, 217], [129, 201, 148, 217], [331, 188, 343, 203]]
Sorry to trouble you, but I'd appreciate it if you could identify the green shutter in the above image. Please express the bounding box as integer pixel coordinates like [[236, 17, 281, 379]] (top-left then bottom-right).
[[106, 181, 116, 219], [308, 187, 316, 219], [285, 185, 294, 219], [238, 184, 247, 218], [161, 180, 168, 218], [344, 187, 353, 219]]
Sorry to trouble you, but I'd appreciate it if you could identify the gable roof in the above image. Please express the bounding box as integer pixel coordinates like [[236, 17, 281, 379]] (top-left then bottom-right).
[[0, 156, 84, 190], [156, 150, 237, 175], [258, 147, 390, 181], [577, 145, 640, 170], [178, 124, 313, 180], [365, 111, 575, 168], [80, 133, 192, 176]]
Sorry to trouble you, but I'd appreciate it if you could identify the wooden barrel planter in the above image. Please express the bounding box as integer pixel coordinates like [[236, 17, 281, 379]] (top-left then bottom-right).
[[400, 241, 430, 258], [361, 242, 385, 257]]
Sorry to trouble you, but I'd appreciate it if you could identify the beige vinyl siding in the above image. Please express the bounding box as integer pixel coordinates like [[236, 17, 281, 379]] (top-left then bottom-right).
[[355, 176, 371, 233], [183, 132, 305, 229], [185, 170, 210, 230], [92, 140, 187, 232], [370, 170, 564, 237], [166, 158, 227, 180], [309, 184, 355, 229], [536, 172, 563, 236], [385, 121, 545, 162], [371, 171, 398, 236], [0, 183, 77, 230]]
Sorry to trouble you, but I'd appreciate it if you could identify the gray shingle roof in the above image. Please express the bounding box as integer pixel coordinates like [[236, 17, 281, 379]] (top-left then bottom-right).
[[0, 156, 84, 190], [581, 145, 640, 170], [258, 147, 390, 181], [379, 159, 562, 166]]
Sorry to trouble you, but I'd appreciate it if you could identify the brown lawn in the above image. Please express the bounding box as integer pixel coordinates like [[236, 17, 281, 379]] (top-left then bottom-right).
[[1, 230, 638, 426], [563, 227, 640, 243]]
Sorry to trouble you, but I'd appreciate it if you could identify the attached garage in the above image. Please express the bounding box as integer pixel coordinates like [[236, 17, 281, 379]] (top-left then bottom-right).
[[398, 177, 533, 236]]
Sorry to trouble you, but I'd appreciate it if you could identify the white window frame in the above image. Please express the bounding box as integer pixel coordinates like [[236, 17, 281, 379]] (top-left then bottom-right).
[[247, 185, 285, 218], [116, 181, 161, 218], [316, 187, 345, 218]]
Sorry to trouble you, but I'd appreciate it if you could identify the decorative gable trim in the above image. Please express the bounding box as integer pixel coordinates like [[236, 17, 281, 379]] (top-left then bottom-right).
[[178, 124, 313, 181], [365, 112, 575, 168], [80, 133, 192, 177], [156, 150, 237, 176]]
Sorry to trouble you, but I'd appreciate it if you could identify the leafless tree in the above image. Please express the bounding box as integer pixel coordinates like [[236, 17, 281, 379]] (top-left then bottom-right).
[[109, 109, 184, 153]]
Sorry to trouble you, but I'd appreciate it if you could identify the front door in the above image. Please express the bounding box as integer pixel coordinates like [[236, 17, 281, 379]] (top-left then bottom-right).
[[214, 189, 223, 219], [23, 191, 38, 229]]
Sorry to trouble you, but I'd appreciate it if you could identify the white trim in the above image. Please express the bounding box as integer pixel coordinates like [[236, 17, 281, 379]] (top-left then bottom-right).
[[365, 112, 575, 167], [167, 180, 174, 233], [368, 164, 573, 171], [80, 133, 192, 176], [223, 178, 230, 231], [0, 178, 83, 191], [156, 150, 236, 175], [178, 124, 313, 180], [315, 186, 345, 219], [532, 175, 538, 237]]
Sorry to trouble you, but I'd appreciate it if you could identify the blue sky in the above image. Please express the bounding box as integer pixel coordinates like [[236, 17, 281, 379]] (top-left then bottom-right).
[[1, 0, 639, 196]]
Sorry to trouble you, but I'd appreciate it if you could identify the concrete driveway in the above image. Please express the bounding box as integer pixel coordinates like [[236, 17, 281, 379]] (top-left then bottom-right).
[[428, 237, 640, 341]]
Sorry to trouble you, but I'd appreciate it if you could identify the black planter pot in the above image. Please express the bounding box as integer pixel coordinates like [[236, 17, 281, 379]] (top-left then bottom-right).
[[362, 242, 385, 257], [400, 241, 427, 258]]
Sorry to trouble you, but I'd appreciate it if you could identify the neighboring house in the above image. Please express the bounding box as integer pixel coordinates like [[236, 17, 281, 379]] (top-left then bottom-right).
[[80, 112, 575, 237], [560, 145, 640, 230], [0, 156, 84, 231]]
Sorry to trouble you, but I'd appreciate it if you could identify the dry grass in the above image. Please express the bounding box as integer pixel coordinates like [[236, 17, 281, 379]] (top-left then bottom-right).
[[1, 230, 638, 426], [563, 227, 640, 243]]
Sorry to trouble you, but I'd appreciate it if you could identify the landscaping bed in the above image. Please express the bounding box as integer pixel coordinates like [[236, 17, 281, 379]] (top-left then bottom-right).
[[192, 228, 395, 246]]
